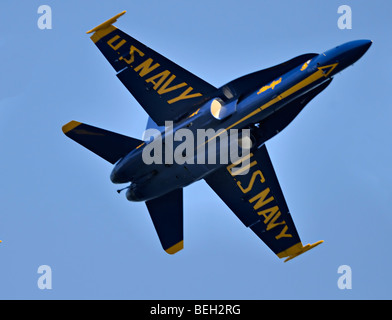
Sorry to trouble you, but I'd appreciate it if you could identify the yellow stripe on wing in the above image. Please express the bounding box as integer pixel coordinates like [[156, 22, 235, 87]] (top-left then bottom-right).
[[165, 240, 184, 254], [62, 121, 82, 134]]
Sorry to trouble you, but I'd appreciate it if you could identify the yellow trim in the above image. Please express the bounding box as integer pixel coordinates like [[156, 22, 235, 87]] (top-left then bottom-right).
[[277, 242, 303, 258], [90, 25, 117, 43], [86, 11, 126, 34], [277, 240, 324, 262], [136, 142, 145, 149], [257, 77, 282, 95], [300, 59, 312, 71], [165, 240, 184, 254], [188, 107, 201, 118], [62, 121, 82, 134]]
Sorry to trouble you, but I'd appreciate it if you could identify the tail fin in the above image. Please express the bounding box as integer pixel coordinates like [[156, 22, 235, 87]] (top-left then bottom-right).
[[142, 117, 164, 141], [146, 188, 184, 254], [62, 121, 143, 164]]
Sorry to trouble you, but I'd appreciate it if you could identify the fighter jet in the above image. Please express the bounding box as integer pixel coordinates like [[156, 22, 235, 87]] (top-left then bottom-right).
[[62, 11, 372, 262]]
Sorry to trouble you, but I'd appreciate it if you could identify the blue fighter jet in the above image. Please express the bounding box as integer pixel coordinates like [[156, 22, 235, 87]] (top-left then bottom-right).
[[63, 11, 372, 261]]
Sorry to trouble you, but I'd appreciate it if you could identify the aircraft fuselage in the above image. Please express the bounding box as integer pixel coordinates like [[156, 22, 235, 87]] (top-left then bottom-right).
[[110, 40, 372, 201]]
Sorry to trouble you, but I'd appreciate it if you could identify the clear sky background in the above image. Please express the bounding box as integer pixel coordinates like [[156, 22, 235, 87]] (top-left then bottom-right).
[[1, 0, 391, 299]]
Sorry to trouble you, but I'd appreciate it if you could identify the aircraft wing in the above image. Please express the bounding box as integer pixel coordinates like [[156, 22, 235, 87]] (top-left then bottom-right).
[[86, 11, 217, 126], [204, 145, 323, 262]]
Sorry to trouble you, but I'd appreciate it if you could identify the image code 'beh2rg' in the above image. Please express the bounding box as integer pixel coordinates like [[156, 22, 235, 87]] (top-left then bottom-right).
[[63, 11, 372, 262]]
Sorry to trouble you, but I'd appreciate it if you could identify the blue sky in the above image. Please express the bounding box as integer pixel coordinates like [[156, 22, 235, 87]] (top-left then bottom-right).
[[1, 0, 391, 299]]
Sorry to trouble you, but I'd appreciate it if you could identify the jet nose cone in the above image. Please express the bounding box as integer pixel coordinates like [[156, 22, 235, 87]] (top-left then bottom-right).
[[352, 39, 372, 59], [358, 39, 372, 52], [337, 39, 372, 69], [319, 39, 372, 76]]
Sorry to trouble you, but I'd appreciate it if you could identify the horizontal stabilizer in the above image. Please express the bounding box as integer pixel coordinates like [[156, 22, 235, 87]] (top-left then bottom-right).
[[62, 121, 143, 164], [146, 188, 184, 254]]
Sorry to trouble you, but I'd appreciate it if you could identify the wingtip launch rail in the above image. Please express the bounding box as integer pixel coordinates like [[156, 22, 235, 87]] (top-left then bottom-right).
[[86, 11, 126, 35], [279, 240, 324, 263]]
